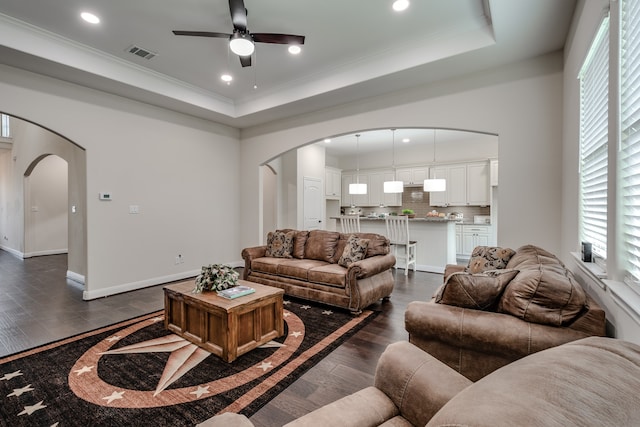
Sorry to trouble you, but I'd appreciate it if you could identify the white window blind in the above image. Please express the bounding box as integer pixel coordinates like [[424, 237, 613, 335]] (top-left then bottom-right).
[[579, 16, 609, 260], [620, 0, 640, 287]]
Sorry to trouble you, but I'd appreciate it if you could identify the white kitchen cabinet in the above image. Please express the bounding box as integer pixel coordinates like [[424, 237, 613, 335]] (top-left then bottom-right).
[[341, 173, 369, 207], [396, 166, 429, 186], [455, 224, 463, 256], [324, 167, 341, 199], [461, 225, 491, 256], [490, 159, 499, 187], [466, 161, 490, 206], [429, 161, 490, 207], [368, 170, 402, 207]]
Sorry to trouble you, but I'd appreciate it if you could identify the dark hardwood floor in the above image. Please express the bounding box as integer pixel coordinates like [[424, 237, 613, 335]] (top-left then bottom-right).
[[0, 250, 443, 426]]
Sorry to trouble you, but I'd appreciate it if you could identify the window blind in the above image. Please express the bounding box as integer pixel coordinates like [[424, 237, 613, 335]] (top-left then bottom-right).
[[579, 16, 609, 260], [620, 0, 640, 287]]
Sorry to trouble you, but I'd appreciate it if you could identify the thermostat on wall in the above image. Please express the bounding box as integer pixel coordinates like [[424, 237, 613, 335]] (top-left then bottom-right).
[[99, 192, 112, 201]]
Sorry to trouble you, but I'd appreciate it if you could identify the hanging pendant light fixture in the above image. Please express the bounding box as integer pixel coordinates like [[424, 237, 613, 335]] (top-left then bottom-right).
[[384, 128, 404, 193], [424, 129, 446, 192], [349, 134, 367, 195]]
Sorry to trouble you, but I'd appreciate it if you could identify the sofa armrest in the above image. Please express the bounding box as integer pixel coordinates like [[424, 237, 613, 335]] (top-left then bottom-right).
[[241, 246, 267, 279], [405, 301, 592, 358], [348, 253, 397, 279], [374, 341, 472, 427]]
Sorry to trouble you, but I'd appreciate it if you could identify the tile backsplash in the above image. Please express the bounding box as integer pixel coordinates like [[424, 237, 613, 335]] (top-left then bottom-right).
[[362, 188, 490, 219]]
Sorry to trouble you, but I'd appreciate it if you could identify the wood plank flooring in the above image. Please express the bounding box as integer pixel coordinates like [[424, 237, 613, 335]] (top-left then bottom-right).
[[0, 250, 443, 426]]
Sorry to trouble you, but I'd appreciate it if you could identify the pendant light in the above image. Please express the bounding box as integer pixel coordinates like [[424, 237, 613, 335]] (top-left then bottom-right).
[[349, 134, 367, 195], [384, 128, 404, 193], [424, 129, 446, 192]]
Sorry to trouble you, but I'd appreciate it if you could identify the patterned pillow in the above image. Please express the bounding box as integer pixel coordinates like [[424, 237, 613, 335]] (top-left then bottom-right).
[[465, 246, 516, 274], [265, 230, 295, 258], [434, 269, 519, 310], [338, 235, 370, 268]]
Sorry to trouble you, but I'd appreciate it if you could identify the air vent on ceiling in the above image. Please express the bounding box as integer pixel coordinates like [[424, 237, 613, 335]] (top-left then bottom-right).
[[126, 45, 158, 60]]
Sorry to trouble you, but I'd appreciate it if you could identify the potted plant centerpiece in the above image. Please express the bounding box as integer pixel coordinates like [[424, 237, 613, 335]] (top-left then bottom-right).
[[193, 263, 239, 293], [402, 209, 416, 219]]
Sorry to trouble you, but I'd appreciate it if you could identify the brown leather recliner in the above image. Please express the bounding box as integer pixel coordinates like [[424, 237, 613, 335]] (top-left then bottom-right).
[[405, 244, 607, 381]]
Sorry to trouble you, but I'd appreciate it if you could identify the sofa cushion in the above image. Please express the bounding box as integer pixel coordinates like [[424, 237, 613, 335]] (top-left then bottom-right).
[[499, 263, 587, 326], [304, 230, 340, 262], [276, 259, 329, 281], [434, 269, 519, 310], [505, 244, 564, 270], [251, 256, 290, 275], [308, 263, 348, 288], [265, 230, 295, 258], [292, 230, 310, 259], [465, 246, 516, 273], [339, 235, 370, 268]]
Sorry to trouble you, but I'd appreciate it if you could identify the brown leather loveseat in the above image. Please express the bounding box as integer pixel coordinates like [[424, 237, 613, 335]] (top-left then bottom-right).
[[242, 229, 396, 314], [405, 244, 607, 380]]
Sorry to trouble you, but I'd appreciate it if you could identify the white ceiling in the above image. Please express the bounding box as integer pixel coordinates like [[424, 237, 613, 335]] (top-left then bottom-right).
[[0, 0, 576, 129]]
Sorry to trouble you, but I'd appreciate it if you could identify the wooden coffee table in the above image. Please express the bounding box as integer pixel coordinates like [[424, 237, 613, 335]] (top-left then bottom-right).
[[163, 280, 284, 362]]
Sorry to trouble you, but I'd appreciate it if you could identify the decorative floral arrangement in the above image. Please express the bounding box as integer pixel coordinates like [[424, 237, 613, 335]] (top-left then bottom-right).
[[193, 264, 239, 293]]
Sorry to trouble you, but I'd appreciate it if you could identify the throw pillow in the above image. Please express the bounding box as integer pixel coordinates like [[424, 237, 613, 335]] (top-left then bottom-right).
[[265, 230, 295, 258], [338, 235, 370, 268], [465, 246, 516, 274], [434, 269, 519, 310]]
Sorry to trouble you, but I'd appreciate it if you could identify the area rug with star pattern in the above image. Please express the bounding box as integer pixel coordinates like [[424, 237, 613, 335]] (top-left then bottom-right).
[[0, 296, 378, 426]]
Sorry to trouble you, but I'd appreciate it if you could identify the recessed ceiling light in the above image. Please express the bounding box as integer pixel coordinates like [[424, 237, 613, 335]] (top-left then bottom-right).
[[402, 138, 410, 143], [392, 0, 410, 12], [288, 45, 302, 55], [80, 12, 100, 24], [324, 138, 331, 143], [221, 74, 233, 84]]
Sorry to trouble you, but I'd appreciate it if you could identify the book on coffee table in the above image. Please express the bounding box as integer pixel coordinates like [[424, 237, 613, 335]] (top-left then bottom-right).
[[217, 285, 256, 299]]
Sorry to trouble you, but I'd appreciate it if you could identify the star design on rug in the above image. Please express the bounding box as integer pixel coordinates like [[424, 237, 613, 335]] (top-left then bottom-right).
[[102, 391, 125, 404], [101, 334, 210, 396], [105, 335, 121, 342], [1, 370, 23, 381], [322, 310, 333, 316], [190, 386, 210, 398], [301, 305, 311, 310], [7, 384, 34, 397], [284, 311, 291, 317], [18, 400, 46, 416], [258, 340, 285, 348], [283, 300, 291, 305], [257, 361, 273, 372], [149, 316, 164, 323], [290, 331, 302, 338], [73, 365, 94, 376]]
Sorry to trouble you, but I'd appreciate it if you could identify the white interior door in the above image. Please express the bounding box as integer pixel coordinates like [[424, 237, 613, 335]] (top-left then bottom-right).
[[303, 176, 323, 230]]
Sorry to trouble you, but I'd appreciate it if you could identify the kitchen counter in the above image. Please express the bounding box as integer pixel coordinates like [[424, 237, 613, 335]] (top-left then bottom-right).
[[334, 216, 456, 273]]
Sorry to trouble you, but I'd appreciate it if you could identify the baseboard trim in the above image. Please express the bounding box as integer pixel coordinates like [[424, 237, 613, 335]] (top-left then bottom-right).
[[66, 270, 85, 285], [0, 246, 24, 259], [82, 269, 202, 300], [23, 249, 68, 258]]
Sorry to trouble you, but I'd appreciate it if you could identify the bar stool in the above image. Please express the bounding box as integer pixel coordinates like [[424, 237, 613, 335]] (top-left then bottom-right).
[[339, 215, 361, 234], [385, 215, 417, 275]]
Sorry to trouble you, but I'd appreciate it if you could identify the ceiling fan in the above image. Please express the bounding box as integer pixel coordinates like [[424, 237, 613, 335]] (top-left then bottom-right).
[[172, 0, 306, 67]]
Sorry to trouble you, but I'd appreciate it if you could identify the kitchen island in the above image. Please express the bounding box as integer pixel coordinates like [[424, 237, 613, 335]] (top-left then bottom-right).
[[334, 216, 457, 274]]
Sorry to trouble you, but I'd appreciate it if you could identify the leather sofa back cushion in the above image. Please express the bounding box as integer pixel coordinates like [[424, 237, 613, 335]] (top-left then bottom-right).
[[292, 231, 310, 259], [339, 232, 390, 258], [434, 269, 519, 310], [499, 263, 587, 326], [304, 230, 340, 262], [506, 244, 565, 270]]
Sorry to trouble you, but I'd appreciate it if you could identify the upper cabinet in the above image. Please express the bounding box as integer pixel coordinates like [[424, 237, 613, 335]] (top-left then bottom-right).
[[429, 161, 490, 207], [341, 169, 401, 207], [490, 159, 499, 187], [325, 166, 342, 199], [396, 166, 429, 186]]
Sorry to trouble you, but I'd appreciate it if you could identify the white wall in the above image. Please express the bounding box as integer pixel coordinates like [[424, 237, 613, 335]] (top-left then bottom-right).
[[240, 52, 565, 256], [0, 64, 241, 299], [26, 154, 68, 256]]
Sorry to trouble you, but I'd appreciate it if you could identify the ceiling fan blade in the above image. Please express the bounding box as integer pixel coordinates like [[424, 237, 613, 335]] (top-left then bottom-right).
[[229, 0, 248, 32], [172, 30, 231, 38], [251, 33, 305, 45], [239, 55, 252, 67]]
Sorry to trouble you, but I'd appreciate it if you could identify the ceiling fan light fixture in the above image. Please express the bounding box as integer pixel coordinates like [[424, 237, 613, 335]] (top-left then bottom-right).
[[288, 45, 302, 55], [229, 32, 255, 56], [392, 0, 410, 12]]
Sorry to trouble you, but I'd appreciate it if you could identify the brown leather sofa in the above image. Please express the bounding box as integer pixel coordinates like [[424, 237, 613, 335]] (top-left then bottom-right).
[[405, 244, 607, 380], [200, 337, 640, 426], [242, 229, 396, 314]]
